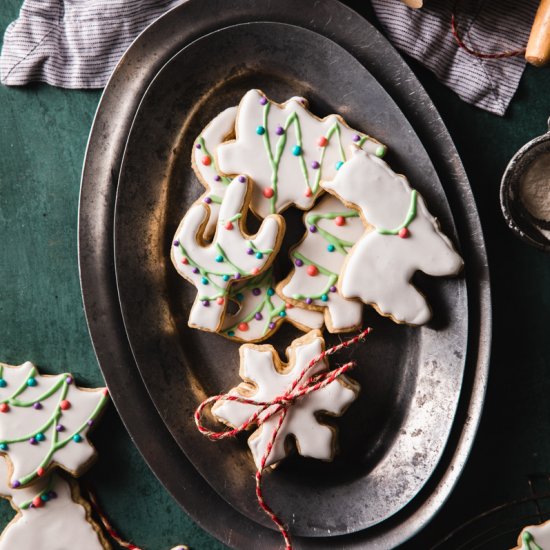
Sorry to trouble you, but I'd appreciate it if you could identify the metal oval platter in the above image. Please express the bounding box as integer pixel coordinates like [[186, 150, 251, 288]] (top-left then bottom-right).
[[79, 0, 491, 547], [115, 21, 466, 537]]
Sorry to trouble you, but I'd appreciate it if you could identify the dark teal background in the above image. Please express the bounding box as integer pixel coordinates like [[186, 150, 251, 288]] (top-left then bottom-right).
[[1, 1, 550, 548]]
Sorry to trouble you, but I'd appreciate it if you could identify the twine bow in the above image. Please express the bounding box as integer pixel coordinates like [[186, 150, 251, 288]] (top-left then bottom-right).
[[194, 327, 372, 550]]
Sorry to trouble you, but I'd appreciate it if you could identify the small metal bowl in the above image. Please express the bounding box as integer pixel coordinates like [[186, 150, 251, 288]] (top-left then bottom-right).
[[501, 117, 550, 251]]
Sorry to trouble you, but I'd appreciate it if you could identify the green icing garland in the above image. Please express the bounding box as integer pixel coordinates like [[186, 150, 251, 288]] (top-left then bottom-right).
[[522, 531, 543, 550], [376, 190, 418, 235]]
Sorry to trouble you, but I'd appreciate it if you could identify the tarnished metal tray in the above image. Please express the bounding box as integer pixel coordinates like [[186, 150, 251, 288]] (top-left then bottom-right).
[[79, 0, 491, 547]]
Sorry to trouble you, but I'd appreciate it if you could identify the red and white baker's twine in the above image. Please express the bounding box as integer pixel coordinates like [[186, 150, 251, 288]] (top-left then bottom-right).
[[194, 327, 373, 550]]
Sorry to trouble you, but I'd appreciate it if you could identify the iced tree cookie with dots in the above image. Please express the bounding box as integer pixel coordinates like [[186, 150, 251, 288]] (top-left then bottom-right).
[[515, 520, 550, 550], [217, 89, 386, 219], [322, 147, 464, 325], [0, 457, 109, 549], [212, 330, 359, 469], [0, 361, 108, 489], [171, 176, 284, 332], [220, 267, 324, 343], [277, 194, 365, 333], [192, 106, 238, 240]]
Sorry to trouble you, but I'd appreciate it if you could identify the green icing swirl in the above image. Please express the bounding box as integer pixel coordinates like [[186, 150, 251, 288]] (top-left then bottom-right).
[[376, 190, 417, 235]]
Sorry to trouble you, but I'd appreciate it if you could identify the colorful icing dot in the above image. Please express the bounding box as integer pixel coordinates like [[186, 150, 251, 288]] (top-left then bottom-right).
[[285, 303, 293, 309], [56, 424, 65, 432], [327, 244, 335, 252], [263, 188, 274, 199], [201, 277, 209, 285], [260, 96, 268, 105], [254, 313, 263, 320], [0, 404, 9, 413], [238, 175, 246, 183], [228, 330, 235, 337], [37, 467, 45, 477], [234, 273, 242, 280], [307, 265, 319, 276], [321, 294, 329, 302], [35, 433, 45, 442], [330, 286, 337, 293], [102, 388, 108, 396], [376, 145, 386, 158], [215, 255, 224, 262], [60, 400, 71, 411], [255, 252, 263, 259], [318, 136, 328, 147], [225, 221, 234, 230], [279, 311, 286, 318], [201, 155, 211, 166], [353, 134, 361, 142], [33, 402, 42, 410], [309, 225, 317, 233], [27, 377, 37, 387], [292, 260, 303, 270], [268, 322, 276, 329], [214, 175, 221, 182], [238, 322, 249, 332], [0, 379, 6, 388], [202, 300, 210, 307], [222, 274, 230, 282], [29, 437, 37, 445], [40, 492, 49, 501], [256, 125, 266, 135], [32, 496, 43, 508], [216, 297, 224, 305], [251, 267, 260, 275], [236, 293, 244, 302], [335, 161, 344, 170], [48, 491, 57, 499], [276, 126, 285, 135], [252, 288, 261, 296], [87, 419, 94, 426], [204, 196, 212, 204], [192, 267, 199, 274], [305, 298, 313, 305], [399, 227, 410, 238], [195, 143, 202, 149], [11, 481, 20, 489], [304, 187, 312, 198], [335, 216, 346, 226], [173, 240, 180, 247], [181, 257, 188, 265], [0, 443, 7, 451], [292, 145, 302, 156], [246, 248, 254, 255], [267, 288, 275, 296], [65, 376, 73, 385], [73, 434, 83, 443], [311, 161, 320, 169]]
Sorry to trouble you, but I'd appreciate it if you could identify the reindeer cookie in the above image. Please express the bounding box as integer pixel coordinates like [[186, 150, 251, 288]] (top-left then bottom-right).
[[212, 330, 359, 469], [192, 106, 238, 240], [0, 458, 109, 549], [0, 362, 108, 489], [514, 520, 550, 549], [277, 194, 365, 333], [171, 176, 284, 332], [322, 148, 463, 325], [217, 89, 386, 219]]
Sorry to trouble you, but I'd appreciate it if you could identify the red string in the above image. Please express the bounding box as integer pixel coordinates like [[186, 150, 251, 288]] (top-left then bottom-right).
[[451, 0, 526, 60], [194, 327, 373, 549]]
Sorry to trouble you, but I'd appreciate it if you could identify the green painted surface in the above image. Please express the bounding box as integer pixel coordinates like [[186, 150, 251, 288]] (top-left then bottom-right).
[[1, 0, 550, 547]]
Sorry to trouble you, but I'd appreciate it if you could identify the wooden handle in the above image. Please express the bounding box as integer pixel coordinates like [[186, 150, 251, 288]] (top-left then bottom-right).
[[526, 0, 550, 66]]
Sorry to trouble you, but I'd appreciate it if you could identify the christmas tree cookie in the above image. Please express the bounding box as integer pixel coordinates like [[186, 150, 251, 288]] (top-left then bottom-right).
[[322, 147, 463, 325], [220, 267, 324, 343], [192, 106, 238, 240], [171, 176, 284, 332], [0, 457, 109, 549], [212, 330, 359, 469], [0, 362, 108, 489], [277, 194, 365, 332], [217, 89, 386, 219]]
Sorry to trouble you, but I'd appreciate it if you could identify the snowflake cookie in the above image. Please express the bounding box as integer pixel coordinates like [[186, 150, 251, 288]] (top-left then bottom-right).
[[322, 147, 464, 325], [217, 89, 386, 219], [0, 362, 108, 489], [220, 267, 324, 343], [171, 176, 284, 332], [514, 520, 550, 549], [277, 194, 365, 333], [0, 458, 109, 549], [212, 330, 359, 469]]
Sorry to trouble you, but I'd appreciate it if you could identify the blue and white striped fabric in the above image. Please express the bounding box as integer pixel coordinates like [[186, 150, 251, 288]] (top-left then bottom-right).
[[371, 0, 538, 115]]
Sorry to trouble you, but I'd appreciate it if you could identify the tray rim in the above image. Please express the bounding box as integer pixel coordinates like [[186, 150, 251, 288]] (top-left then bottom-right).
[[78, 0, 492, 547]]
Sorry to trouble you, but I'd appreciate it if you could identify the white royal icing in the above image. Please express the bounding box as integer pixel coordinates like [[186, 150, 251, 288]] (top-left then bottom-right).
[[217, 89, 386, 219], [171, 176, 284, 332], [220, 268, 324, 342], [322, 148, 463, 325], [515, 520, 550, 549], [193, 106, 238, 240], [213, 331, 358, 469], [0, 362, 108, 488], [0, 458, 104, 550], [278, 194, 365, 332]]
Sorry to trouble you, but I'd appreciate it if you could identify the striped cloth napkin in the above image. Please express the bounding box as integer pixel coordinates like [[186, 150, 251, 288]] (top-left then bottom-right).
[[0, 0, 538, 115]]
